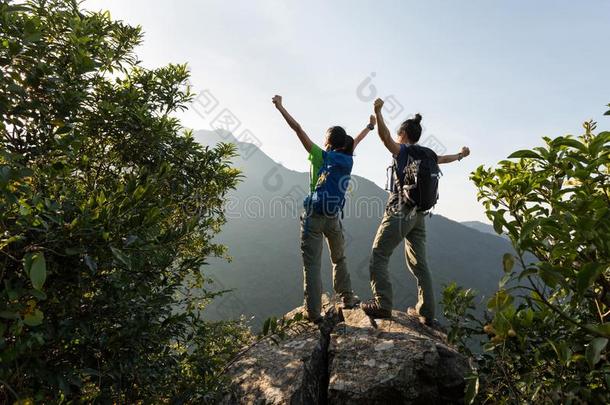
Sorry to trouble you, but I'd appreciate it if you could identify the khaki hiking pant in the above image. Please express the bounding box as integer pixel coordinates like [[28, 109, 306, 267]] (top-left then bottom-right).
[[300, 211, 353, 318], [369, 206, 435, 320]]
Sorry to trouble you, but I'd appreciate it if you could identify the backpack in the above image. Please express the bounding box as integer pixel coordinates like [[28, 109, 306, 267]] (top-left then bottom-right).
[[392, 145, 441, 211], [305, 151, 353, 216]]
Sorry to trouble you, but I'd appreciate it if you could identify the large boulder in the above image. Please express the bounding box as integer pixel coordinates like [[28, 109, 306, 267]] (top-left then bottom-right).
[[222, 300, 470, 404], [221, 300, 338, 404], [328, 308, 469, 404]]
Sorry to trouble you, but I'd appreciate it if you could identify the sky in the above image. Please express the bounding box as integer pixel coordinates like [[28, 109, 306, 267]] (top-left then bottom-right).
[[85, 0, 610, 222]]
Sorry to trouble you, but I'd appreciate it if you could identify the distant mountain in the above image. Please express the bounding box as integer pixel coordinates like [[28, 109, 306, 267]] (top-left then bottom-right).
[[462, 221, 509, 239], [197, 130, 513, 327]]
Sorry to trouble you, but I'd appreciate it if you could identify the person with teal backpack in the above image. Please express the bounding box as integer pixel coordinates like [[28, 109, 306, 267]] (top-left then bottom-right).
[[272, 95, 375, 323], [305, 143, 353, 217]]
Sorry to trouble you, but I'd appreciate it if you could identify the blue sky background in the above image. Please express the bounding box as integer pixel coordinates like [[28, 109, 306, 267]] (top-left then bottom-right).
[[85, 0, 610, 222]]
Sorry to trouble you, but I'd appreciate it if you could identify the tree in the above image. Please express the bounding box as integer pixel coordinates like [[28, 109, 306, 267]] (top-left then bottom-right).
[[444, 111, 610, 403], [0, 0, 248, 402]]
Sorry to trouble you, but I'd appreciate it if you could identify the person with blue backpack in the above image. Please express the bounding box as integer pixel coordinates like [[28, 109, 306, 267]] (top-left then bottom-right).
[[361, 98, 471, 327], [272, 95, 375, 323]]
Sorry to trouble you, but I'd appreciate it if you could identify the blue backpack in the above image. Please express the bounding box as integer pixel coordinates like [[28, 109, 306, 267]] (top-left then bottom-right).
[[305, 151, 353, 216]]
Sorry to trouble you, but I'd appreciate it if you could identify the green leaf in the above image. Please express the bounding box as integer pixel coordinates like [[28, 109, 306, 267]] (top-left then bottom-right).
[[502, 253, 514, 273], [498, 273, 511, 288], [518, 267, 537, 281], [110, 247, 132, 270], [19, 202, 32, 216], [507, 150, 541, 159], [551, 137, 587, 151], [55, 125, 72, 135], [23, 253, 33, 275], [65, 247, 83, 255], [487, 290, 513, 311], [538, 264, 563, 289], [29, 253, 47, 290], [24, 309, 44, 326], [492, 211, 505, 234], [464, 373, 479, 404], [23, 18, 42, 42], [585, 337, 608, 369], [558, 341, 572, 365], [546, 339, 571, 366], [30, 289, 47, 300], [0, 310, 19, 319], [576, 263, 603, 296], [262, 318, 271, 336], [7, 4, 30, 12], [133, 185, 146, 200], [586, 323, 610, 338], [84, 255, 97, 273], [81, 368, 101, 377]]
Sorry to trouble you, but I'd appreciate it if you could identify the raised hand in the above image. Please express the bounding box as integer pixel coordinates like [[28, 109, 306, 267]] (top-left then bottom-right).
[[369, 114, 376, 127], [272, 95, 313, 152], [374, 98, 384, 113], [272, 95, 282, 108], [460, 146, 471, 158]]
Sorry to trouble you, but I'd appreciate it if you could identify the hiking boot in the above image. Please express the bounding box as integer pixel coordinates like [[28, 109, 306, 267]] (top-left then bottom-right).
[[304, 311, 323, 324], [407, 307, 446, 332], [361, 300, 392, 319], [341, 294, 361, 309]]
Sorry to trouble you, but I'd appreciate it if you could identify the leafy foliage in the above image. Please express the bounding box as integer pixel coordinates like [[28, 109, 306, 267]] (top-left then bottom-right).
[[1, 0, 249, 402], [444, 111, 610, 403], [260, 312, 310, 344], [442, 282, 483, 354]]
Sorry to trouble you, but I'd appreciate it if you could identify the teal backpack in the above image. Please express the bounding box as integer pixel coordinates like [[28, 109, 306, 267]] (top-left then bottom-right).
[[305, 151, 353, 216]]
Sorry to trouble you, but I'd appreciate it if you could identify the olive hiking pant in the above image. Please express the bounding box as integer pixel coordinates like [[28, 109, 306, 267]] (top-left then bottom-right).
[[369, 206, 435, 320], [301, 211, 354, 319]]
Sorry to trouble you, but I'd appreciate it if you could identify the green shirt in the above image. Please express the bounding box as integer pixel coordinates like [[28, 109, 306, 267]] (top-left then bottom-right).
[[308, 144, 324, 192]]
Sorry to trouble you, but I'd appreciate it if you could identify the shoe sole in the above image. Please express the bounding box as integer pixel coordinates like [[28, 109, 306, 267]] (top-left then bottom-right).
[[362, 309, 392, 319], [342, 301, 361, 310]]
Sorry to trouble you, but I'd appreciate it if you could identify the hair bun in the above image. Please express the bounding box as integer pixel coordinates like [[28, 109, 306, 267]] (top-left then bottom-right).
[[414, 113, 422, 124]]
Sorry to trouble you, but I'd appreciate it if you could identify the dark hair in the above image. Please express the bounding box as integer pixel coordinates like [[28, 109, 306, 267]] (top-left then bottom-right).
[[399, 113, 422, 143], [340, 135, 354, 155], [325, 126, 348, 150]]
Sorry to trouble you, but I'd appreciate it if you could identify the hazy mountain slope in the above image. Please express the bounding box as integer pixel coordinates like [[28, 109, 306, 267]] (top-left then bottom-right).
[[462, 220, 510, 241], [196, 130, 512, 326]]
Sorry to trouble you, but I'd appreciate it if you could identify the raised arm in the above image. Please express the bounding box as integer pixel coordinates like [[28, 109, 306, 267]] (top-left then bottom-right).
[[353, 114, 376, 151], [438, 146, 471, 164], [272, 95, 313, 153], [374, 98, 401, 155]]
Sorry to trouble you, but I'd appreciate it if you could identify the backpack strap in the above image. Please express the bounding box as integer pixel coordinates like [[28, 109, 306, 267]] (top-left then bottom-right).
[[385, 164, 393, 191], [392, 156, 402, 209], [305, 152, 327, 217]]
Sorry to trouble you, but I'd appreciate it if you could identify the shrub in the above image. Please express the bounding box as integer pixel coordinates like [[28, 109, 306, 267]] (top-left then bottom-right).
[[444, 113, 610, 403], [0, 0, 248, 402]]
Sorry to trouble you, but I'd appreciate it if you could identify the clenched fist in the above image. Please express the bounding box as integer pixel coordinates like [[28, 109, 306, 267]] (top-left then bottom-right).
[[374, 98, 384, 113], [272, 95, 282, 108], [460, 146, 471, 158]]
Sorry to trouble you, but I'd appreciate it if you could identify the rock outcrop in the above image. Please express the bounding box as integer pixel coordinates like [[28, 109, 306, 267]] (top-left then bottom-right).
[[222, 297, 470, 404]]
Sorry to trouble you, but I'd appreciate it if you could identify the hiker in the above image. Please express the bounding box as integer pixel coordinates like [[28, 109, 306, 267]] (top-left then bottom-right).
[[361, 98, 471, 325], [272, 94, 375, 323]]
